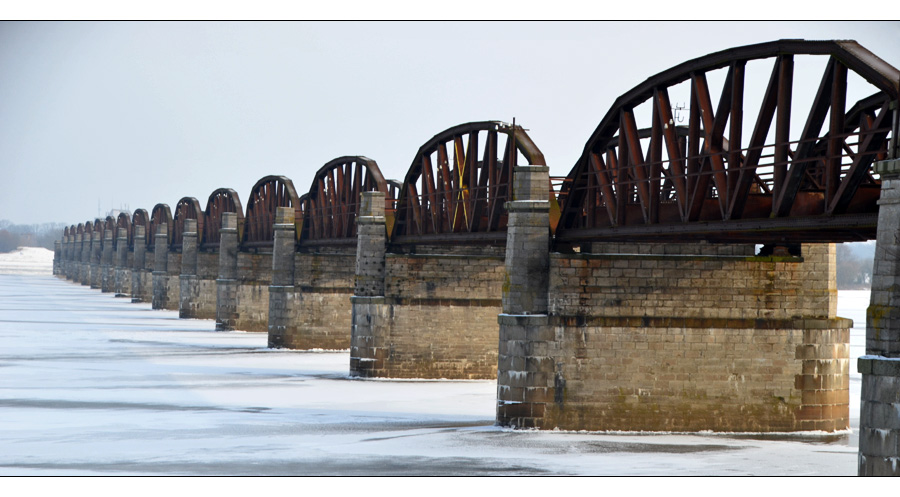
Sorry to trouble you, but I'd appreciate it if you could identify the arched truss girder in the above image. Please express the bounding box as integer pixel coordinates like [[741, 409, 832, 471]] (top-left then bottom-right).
[[131, 209, 150, 247], [203, 188, 244, 248], [116, 212, 132, 248], [243, 175, 301, 247], [557, 39, 899, 245], [172, 197, 204, 249], [149, 204, 173, 247], [391, 121, 547, 244], [300, 156, 391, 244]]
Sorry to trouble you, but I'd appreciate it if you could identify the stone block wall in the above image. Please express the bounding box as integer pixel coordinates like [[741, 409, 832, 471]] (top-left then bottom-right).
[[498, 243, 851, 432], [231, 251, 272, 332], [350, 248, 505, 379], [132, 248, 154, 303], [152, 252, 181, 311], [550, 244, 837, 320], [858, 357, 900, 475], [269, 251, 356, 349], [185, 251, 218, 319], [115, 251, 133, 298]]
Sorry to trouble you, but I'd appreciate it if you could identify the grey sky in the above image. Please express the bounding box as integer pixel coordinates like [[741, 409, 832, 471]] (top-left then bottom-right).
[[1, 21, 898, 225]]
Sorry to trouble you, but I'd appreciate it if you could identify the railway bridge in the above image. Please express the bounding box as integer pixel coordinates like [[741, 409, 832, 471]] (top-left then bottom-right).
[[53, 40, 899, 475]]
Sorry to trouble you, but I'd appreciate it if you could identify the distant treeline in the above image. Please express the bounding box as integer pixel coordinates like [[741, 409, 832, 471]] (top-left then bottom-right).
[[836, 243, 874, 290], [0, 220, 68, 253]]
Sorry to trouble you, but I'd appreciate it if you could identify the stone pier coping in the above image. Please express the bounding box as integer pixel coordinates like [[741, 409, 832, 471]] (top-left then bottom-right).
[[506, 200, 550, 212], [357, 215, 386, 225], [498, 314, 550, 325], [858, 355, 900, 376], [500, 314, 852, 330], [873, 158, 900, 176], [552, 252, 804, 263], [385, 253, 505, 261], [350, 296, 385, 305], [352, 296, 501, 307]]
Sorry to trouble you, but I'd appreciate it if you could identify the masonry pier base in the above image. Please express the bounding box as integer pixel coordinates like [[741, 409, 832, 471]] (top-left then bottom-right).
[[859, 158, 900, 475]]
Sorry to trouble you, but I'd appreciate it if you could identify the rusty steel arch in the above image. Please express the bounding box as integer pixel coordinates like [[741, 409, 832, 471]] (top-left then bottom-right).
[[131, 209, 149, 247], [148, 204, 173, 247], [391, 121, 546, 243], [203, 188, 244, 248], [76, 223, 84, 237], [556, 39, 899, 245], [171, 197, 204, 249], [83, 221, 93, 239], [116, 212, 132, 248], [300, 156, 391, 244], [243, 175, 301, 247]]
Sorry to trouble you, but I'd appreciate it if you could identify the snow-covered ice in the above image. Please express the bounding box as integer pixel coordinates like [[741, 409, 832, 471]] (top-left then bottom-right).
[[0, 247, 54, 275], [0, 254, 870, 475]]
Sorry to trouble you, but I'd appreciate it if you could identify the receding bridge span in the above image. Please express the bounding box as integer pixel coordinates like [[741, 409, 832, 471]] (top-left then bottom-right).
[[52, 39, 900, 475]]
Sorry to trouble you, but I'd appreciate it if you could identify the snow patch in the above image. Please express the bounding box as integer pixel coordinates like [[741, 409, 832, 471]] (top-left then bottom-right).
[[0, 247, 53, 275]]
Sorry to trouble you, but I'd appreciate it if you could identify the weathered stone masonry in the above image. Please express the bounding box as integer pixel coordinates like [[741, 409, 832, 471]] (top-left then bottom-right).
[[268, 207, 357, 350], [131, 226, 150, 303], [114, 228, 131, 298], [497, 166, 850, 432], [100, 228, 114, 293], [216, 213, 270, 332], [859, 158, 900, 476], [90, 229, 102, 289], [179, 219, 201, 319], [350, 192, 506, 379]]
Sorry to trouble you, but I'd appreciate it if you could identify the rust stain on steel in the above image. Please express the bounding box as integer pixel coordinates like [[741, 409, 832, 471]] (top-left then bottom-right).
[[131, 209, 150, 247], [391, 121, 546, 244], [202, 188, 244, 249], [148, 204, 173, 247], [300, 156, 392, 244], [171, 197, 204, 249], [243, 175, 300, 247], [557, 39, 897, 245]]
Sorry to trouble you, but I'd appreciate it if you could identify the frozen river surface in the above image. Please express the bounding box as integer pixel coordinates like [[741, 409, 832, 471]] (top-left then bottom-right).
[[0, 266, 869, 475]]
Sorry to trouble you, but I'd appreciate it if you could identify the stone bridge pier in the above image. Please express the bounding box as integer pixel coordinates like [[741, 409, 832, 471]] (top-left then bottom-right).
[[497, 169, 850, 432], [80, 232, 90, 286], [179, 219, 200, 319], [90, 229, 101, 289], [114, 228, 130, 298], [267, 207, 297, 348], [216, 212, 239, 331], [151, 223, 170, 310], [100, 228, 114, 293], [859, 157, 900, 476], [131, 226, 149, 303], [349, 192, 388, 376]]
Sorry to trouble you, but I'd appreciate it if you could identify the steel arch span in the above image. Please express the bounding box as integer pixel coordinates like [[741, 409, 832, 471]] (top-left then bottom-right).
[[300, 156, 391, 245], [202, 188, 244, 249], [556, 39, 899, 245], [391, 121, 546, 245]]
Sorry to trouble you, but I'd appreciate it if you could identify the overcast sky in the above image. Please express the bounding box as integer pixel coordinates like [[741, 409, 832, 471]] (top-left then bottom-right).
[[1, 21, 898, 226]]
